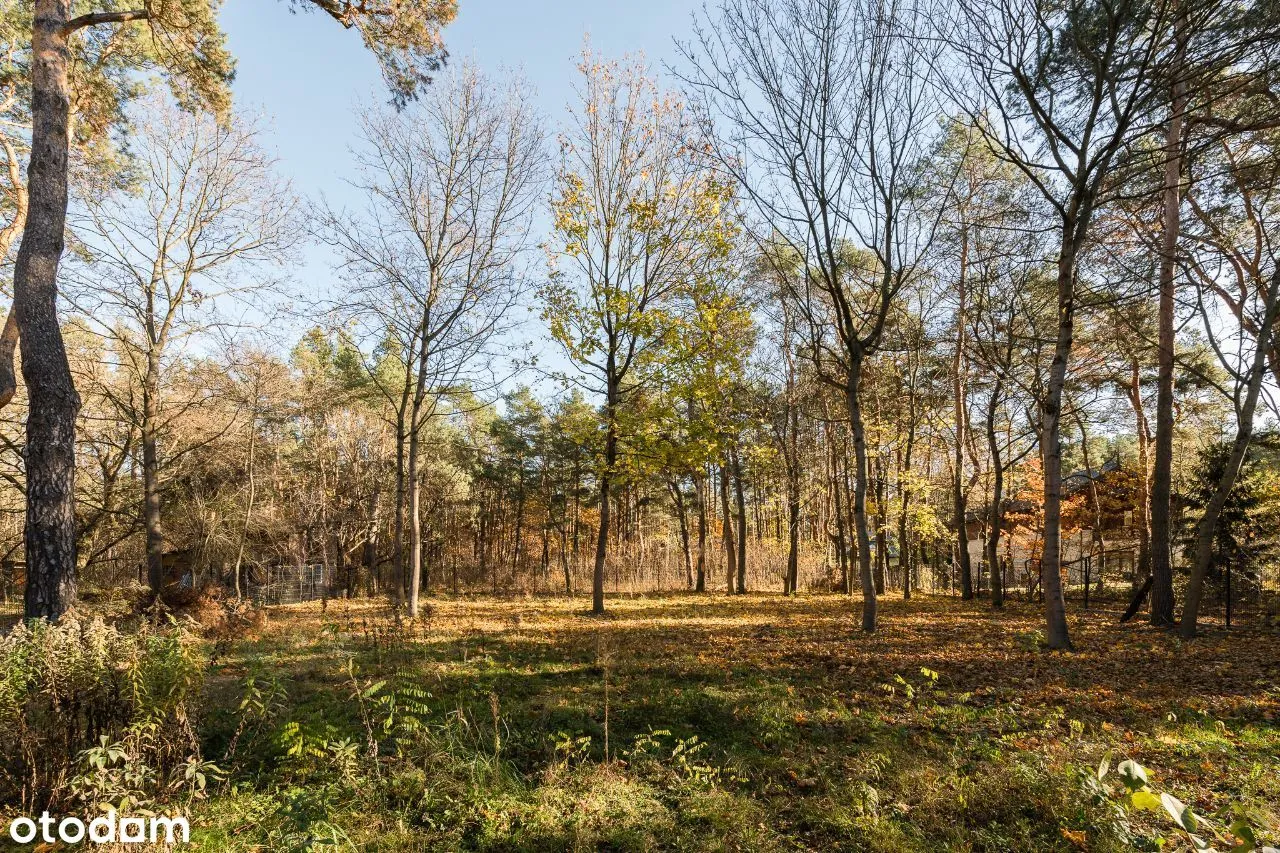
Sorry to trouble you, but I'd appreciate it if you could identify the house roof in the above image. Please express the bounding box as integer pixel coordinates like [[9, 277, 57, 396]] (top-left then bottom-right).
[[1063, 457, 1121, 494]]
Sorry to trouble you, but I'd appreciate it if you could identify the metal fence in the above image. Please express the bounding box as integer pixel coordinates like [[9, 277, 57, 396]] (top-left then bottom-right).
[[0, 561, 23, 617], [247, 563, 329, 606]]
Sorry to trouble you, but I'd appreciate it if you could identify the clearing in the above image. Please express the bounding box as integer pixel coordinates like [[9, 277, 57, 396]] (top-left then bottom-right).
[[192, 593, 1280, 851]]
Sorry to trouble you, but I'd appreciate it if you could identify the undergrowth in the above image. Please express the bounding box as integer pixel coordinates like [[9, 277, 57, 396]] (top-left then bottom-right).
[[0, 594, 1276, 852]]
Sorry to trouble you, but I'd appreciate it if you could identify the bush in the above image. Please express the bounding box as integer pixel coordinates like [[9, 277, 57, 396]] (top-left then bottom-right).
[[0, 613, 209, 811]]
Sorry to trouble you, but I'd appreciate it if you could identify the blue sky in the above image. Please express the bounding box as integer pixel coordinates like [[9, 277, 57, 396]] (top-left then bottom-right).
[[221, 0, 704, 337]]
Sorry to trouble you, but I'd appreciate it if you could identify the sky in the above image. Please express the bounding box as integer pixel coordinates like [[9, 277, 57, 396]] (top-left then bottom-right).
[[220, 0, 705, 368]]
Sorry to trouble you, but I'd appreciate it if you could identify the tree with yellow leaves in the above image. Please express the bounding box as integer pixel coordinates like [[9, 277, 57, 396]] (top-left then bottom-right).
[[541, 50, 737, 615]]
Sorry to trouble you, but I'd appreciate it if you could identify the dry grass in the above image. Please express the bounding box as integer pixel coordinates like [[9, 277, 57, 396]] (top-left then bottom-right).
[[194, 591, 1280, 851]]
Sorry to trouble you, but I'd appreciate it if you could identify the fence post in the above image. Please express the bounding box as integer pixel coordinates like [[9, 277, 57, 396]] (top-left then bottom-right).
[[1226, 553, 1233, 628]]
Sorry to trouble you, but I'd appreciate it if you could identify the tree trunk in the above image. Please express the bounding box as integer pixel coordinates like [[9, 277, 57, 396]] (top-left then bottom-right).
[[719, 460, 736, 594], [786, 481, 800, 596], [898, 419, 916, 600], [232, 395, 260, 602], [829, 426, 850, 593], [1128, 356, 1153, 586], [362, 486, 379, 596], [954, 228, 974, 601], [19, 0, 82, 621], [694, 469, 707, 592], [407, 424, 423, 616], [0, 310, 18, 411], [873, 456, 887, 595], [593, 383, 617, 615], [1076, 412, 1106, 596], [392, 412, 407, 607], [1180, 269, 1280, 637], [846, 358, 877, 632], [0, 148, 29, 410], [142, 360, 164, 596], [1150, 3, 1187, 627], [1040, 230, 1078, 651], [670, 479, 694, 589], [732, 448, 747, 594], [986, 379, 1005, 608], [512, 472, 526, 574], [560, 527, 572, 596], [407, 311, 432, 612]]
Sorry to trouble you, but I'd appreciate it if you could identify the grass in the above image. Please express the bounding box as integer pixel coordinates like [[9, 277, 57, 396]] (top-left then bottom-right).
[[189, 592, 1280, 851]]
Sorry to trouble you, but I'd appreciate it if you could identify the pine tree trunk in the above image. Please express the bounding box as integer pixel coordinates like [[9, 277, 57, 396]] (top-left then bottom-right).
[[0, 147, 29, 411], [1040, 230, 1079, 651], [898, 418, 916, 601], [1151, 1, 1187, 627], [19, 0, 81, 621]]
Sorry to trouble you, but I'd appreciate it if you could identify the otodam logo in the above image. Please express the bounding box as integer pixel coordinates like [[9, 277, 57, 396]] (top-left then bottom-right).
[[8, 811, 190, 845]]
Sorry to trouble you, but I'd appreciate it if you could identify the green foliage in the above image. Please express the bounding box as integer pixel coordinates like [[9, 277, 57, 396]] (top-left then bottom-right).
[[880, 666, 941, 706], [1181, 434, 1280, 597], [540, 50, 745, 503], [0, 614, 208, 810], [141, 595, 1279, 851], [288, 0, 456, 106], [1092, 756, 1278, 852]]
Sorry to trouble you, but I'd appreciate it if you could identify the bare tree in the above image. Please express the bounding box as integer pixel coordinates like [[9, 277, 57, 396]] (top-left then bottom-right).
[[13, 0, 232, 620], [225, 349, 292, 602], [66, 100, 297, 597], [319, 63, 545, 618], [682, 0, 946, 632], [11, 0, 451, 620]]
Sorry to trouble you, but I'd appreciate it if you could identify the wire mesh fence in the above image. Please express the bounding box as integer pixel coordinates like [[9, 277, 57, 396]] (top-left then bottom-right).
[[247, 563, 329, 606], [0, 561, 23, 617]]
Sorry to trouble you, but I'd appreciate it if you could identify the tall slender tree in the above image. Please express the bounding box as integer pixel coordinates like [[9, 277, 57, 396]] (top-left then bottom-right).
[[684, 0, 946, 632], [542, 51, 735, 614], [68, 100, 295, 597], [320, 64, 543, 618], [948, 0, 1174, 648]]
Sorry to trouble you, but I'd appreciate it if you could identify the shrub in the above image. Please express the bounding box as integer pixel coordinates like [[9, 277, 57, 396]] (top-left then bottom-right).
[[0, 613, 208, 811]]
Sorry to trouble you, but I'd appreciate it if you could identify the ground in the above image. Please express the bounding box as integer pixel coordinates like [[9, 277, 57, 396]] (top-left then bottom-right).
[[191, 592, 1280, 852]]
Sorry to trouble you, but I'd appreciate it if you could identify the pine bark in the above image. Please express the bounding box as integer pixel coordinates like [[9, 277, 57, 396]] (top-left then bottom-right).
[[19, 0, 82, 620], [1040, 228, 1080, 651], [1150, 1, 1188, 627]]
